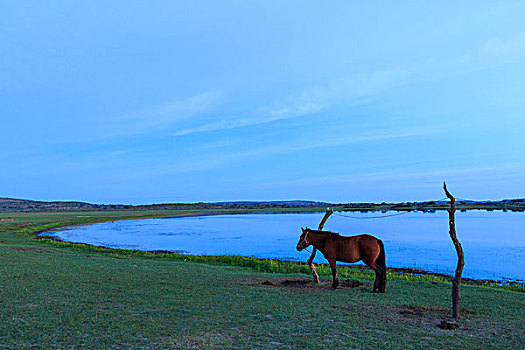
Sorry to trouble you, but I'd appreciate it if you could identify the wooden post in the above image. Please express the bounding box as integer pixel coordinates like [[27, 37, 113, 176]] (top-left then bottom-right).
[[318, 207, 333, 231], [443, 182, 465, 319], [308, 208, 333, 284]]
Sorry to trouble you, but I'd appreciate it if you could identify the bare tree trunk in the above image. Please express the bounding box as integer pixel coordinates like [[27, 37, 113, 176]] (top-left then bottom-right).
[[308, 208, 333, 284], [443, 182, 465, 319]]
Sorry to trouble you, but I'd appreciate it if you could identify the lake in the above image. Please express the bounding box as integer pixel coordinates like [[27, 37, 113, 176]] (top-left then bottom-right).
[[43, 211, 525, 282]]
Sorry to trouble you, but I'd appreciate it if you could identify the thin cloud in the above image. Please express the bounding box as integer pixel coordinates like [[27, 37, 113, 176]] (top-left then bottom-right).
[[171, 100, 325, 136], [482, 31, 525, 60], [155, 125, 439, 177], [117, 91, 221, 123], [82, 91, 223, 142], [169, 67, 412, 137], [171, 115, 291, 137]]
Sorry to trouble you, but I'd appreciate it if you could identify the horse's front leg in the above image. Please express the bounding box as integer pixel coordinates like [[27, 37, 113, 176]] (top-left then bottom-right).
[[328, 258, 339, 290], [307, 248, 320, 284]]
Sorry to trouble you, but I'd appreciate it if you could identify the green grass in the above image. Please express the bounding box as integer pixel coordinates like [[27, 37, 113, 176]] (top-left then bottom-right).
[[1, 211, 524, 349], [38, 237, 522, 291]]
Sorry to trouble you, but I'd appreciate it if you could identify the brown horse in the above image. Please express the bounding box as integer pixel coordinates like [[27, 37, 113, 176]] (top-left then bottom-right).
[[296, 227, 387, 293]]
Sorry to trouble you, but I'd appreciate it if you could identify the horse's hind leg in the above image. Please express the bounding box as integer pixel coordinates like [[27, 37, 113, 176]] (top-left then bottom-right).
[[328, 258, 339, 290], [380, 268, 387, 293], [363, 259, 382, 293], [370, 264, 381, 292]]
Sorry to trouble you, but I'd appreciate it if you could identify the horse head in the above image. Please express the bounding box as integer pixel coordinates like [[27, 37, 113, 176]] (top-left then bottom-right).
[[296, 227, 311, 251]]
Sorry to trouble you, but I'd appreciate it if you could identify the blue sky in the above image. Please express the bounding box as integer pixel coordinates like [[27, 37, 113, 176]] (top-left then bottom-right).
[[1, 1, 525, 204]]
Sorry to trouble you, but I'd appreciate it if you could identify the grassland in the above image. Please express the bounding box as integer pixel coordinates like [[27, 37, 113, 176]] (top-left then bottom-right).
[[1, 211, 524, 349]]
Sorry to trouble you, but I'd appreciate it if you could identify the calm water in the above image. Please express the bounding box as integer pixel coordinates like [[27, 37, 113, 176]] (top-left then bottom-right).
[[43, 211, 525, 282]]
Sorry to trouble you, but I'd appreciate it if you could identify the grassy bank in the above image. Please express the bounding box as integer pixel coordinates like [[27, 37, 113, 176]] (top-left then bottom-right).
[[1, 211, 524, 349]]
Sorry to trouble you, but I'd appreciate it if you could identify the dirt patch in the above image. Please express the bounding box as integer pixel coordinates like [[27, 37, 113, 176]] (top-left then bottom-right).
[[281, 279, 313, 286], [247, 277, 366, 291], [340, 279, 363, 288], [340, 302, 489, 335], [398, 305, 476, 317], [438, 319, 460, 329], [2, 247, 47, 253], [398, 305, 449, 317], [248, 277, 495, 335]]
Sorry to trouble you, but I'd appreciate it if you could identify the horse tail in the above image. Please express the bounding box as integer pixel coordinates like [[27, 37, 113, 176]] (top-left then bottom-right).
[[377, 239, 387, 293]]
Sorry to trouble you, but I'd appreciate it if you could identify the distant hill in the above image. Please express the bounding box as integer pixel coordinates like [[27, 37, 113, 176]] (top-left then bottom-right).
[[0, 197, 127, 212], [0, 197, 332, 212], [212, 200, 331, 206], [0, 197, 523, 212]]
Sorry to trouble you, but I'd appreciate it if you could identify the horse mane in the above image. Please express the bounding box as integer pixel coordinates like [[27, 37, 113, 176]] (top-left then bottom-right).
[[306, 228, 341, 237]]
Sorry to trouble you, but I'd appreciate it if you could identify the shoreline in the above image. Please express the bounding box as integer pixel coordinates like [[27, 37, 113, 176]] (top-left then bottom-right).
[[37, 233, 525, 289], [29, 212, 524, 289]]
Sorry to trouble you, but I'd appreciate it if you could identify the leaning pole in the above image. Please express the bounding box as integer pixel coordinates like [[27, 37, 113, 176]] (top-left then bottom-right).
[[443, 182, 465, 319]]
